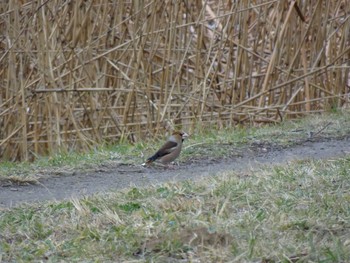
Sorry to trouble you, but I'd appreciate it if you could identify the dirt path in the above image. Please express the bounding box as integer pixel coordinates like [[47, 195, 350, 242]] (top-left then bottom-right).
[[1, 137, 349, 208]]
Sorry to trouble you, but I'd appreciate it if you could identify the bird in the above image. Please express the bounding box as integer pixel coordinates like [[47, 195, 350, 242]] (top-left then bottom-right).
[[142, 131, 189, 166]]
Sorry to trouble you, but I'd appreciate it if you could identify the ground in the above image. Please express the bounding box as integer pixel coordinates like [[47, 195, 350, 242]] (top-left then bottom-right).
[[1, 136, 349, 208]]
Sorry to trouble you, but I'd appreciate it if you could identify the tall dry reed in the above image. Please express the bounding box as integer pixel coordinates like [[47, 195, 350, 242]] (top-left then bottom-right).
[[0, 0, 349, 160]]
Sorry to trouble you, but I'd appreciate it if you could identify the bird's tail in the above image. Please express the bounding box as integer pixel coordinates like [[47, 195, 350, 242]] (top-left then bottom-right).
[[142, 155, 158, 166]]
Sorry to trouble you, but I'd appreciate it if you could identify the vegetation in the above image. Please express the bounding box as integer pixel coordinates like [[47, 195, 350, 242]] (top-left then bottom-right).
[[1, 0, 349, 161], [1, 1, 349, 259], [1, 156, 349, 262]]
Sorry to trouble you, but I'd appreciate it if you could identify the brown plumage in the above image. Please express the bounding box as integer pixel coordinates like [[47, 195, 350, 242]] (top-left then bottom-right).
[[144, 131, 189, 166]]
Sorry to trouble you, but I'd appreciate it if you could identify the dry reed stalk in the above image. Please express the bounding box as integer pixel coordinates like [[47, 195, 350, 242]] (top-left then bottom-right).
[[0, 0, 349, 160]]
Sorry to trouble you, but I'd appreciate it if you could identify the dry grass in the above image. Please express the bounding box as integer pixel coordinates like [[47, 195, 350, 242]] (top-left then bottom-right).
[[1, 157, 349, 262], [0, 174, 38, 186], [1, 0, 350, 160]]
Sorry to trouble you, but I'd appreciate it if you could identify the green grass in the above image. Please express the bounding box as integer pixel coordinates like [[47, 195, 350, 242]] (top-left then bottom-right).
[[1, 157, 349, 262]]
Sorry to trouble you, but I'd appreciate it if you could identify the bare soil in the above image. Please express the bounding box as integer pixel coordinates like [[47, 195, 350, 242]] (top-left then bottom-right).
[[1, 137, 349, 208]]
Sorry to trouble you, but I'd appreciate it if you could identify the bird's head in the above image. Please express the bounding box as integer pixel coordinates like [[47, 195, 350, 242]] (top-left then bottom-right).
[[172, 131, 189, 141]]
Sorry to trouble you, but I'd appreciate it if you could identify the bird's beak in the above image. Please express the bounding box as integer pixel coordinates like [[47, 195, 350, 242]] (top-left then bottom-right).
[[182, 132, 189, 139]]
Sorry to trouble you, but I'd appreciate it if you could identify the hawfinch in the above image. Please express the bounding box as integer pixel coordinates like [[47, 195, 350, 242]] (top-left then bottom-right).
[[143, 131, 189, 166]]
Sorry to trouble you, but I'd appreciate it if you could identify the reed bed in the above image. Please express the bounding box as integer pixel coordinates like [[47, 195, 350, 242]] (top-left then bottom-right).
[[0, 0, 349, 161]]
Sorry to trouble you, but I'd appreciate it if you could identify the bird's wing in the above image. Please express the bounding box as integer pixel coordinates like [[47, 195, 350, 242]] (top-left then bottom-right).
[[146, 140, 179, 163], [155, 141, 178, 157]]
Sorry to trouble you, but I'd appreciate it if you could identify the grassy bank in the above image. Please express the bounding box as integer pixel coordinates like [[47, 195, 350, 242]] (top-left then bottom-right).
[[1, 156, 349, 262], [1, 110, 350, 180]]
